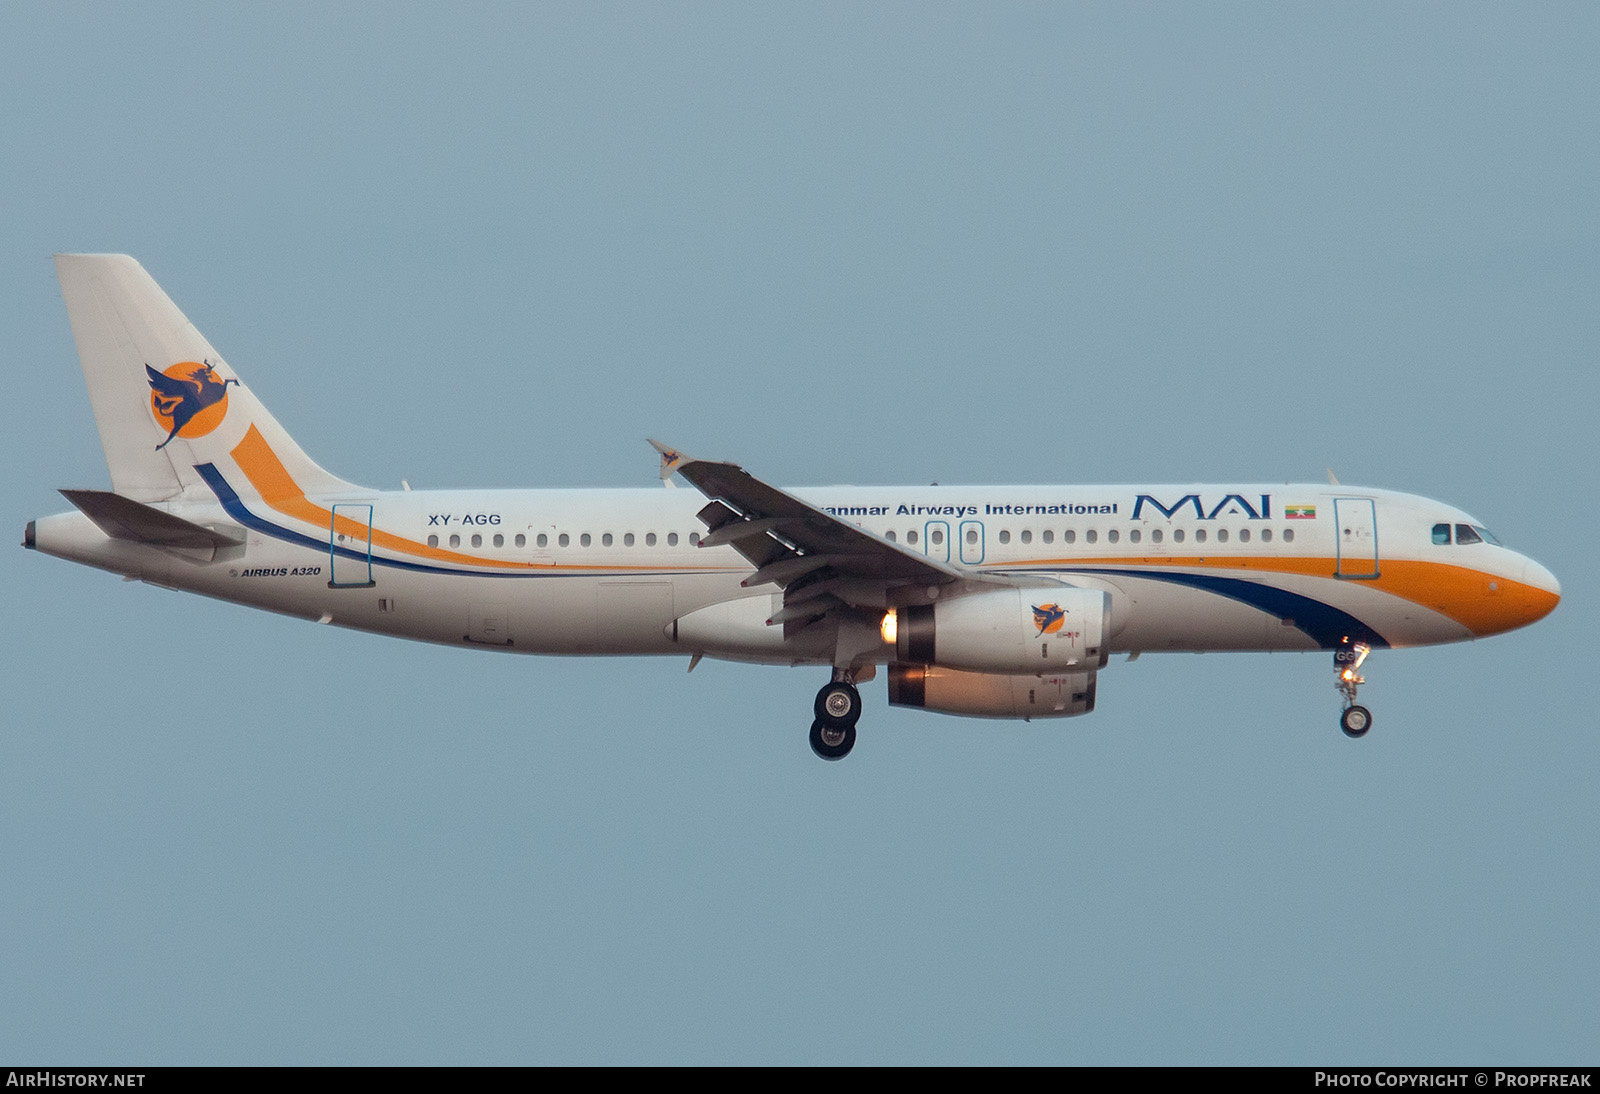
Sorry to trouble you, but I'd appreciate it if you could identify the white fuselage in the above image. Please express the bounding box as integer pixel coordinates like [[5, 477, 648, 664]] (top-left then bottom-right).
[[30, 480, 1561, 662]]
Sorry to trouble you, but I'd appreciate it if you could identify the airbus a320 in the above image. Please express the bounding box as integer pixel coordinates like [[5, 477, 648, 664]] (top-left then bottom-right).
[[26, 255, 1561, 759]]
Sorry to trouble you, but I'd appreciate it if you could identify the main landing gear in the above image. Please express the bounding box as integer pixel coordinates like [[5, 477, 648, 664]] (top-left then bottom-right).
[[1335, 638, 1373, 739], [810, 672, 862, 761]]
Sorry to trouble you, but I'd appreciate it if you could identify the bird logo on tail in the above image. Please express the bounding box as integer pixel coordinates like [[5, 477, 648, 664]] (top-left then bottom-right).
[[146, 361, 238, 450]]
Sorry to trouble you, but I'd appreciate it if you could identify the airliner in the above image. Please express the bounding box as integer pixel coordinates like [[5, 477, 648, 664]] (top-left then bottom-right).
[[25, 255, 1561, 759]]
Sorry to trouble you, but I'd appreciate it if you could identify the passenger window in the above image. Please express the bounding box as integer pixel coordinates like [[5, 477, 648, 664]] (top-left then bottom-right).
[[646, 532, 656, 546], [493, 533, 504, 548], [559, 533, 570, 547], [667, 532, 678, 546], [1108, 529, 1120, 544], [1455, 524, 1482, 546], [602, 533, 613, 546], [1260, 529, 1271, 543], [472, 534, 482, 548], [1217, 529, 1229, 543], [1283, 528, 1294, 543], [1064, 530, 1076, 544], [907, 530, 918, 545], [1086, 529, 1097, 544], [1130, 529, 1141, 544], [931, 529, 944, 545], [537, 533, 548, 548], [1020, 530, 1032, 544], [581, 533, 592, 547], [966, 528, 978, 545], [449, 534, 461, 548], [624, 533, 635, 546], [1239, 529, 1250, 543], [1042, 530, 1053, 544], [1433, 523, 1452, 545], [1151, 529, 1163, 544], [689, 532, 700, 546], [887, 530, 898, 542], [516, 533, 526, 547], [1195, 529, 1207, 543], [1173, 529, 1184, 544], [997, 530, 1009, 544], [427, 534, 438, 547]]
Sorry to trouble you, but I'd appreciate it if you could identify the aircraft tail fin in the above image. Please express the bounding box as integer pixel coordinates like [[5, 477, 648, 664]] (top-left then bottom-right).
[[53, 254, 359, 503]]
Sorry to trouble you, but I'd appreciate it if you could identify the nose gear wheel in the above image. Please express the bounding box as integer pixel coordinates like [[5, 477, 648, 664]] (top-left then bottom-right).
[[1335, 639, 1373, 739]]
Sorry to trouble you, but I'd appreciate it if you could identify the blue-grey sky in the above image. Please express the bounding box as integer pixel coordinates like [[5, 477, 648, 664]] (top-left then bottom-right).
[[3, 2, 1595, 1064]]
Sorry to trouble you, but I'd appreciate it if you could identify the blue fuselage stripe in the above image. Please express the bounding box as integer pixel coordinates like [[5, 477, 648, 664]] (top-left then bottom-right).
[[1068, 568, 1388, 649]]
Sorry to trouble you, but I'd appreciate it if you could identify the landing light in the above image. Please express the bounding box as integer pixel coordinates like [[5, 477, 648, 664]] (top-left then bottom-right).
[[880, 608, 898, 645]]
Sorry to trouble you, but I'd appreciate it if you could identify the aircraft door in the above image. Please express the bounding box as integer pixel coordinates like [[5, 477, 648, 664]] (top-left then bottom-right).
[[1334, 497, 1379, 579], [329, 503, 375, 587], [925, 521, 950, 563], [959, 520, 985, 565]]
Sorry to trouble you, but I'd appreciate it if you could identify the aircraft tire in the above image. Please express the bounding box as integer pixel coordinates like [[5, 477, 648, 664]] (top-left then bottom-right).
[[809, 719, 856, 761], [1341, 705, 1372, 738], [815, 681, 863, 727]]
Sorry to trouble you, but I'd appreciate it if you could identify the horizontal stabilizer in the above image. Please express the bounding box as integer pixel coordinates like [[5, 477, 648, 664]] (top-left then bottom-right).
[[60, 489, 244, 550]]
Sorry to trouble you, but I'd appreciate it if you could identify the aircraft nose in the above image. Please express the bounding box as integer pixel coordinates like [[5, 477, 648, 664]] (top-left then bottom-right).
[[1490, 554, 1560, 636], [1462, 554, 1560, 638], [1522, 556, 1561, 610]]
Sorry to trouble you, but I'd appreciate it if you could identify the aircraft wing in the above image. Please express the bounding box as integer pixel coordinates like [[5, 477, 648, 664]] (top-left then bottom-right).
[[649, 441, 1004, 629]]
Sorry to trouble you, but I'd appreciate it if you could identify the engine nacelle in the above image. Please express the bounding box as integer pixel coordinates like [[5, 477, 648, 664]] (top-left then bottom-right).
[[887, 663, 1097, 720], [895, 587, 1108, 674]]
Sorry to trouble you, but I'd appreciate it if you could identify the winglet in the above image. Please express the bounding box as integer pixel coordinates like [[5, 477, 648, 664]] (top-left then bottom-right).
[[648, 438, 689, 483]]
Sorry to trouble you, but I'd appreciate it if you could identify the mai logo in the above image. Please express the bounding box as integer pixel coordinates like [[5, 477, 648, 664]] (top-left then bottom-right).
[[146, 361, 238, 450], [1130, 493, 1272, 521], [1032, 603, 1066, 636]]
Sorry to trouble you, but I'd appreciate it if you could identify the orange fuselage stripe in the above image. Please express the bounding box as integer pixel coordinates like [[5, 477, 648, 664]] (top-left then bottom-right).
[[988, 553, 1556, 636]]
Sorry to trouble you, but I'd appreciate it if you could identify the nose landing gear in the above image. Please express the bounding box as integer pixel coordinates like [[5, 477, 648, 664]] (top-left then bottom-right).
[[810, 671, 862, 761], [1336, 639, 1373, 738]]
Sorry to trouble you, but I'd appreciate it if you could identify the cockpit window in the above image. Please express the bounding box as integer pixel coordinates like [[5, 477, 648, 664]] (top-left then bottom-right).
[[1432, 523, 1451, 545], [1475, 525, 1502, 546], [1455, 524, 1482, 546]]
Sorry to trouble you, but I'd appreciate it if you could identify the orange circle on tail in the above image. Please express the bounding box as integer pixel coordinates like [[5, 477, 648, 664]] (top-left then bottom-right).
[[149, 361, 232, 440]]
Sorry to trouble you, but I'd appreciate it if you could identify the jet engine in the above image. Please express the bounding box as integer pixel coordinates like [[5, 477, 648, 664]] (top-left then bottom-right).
[[886, 663, 1097, 720], [894, 587, 1109, 674]]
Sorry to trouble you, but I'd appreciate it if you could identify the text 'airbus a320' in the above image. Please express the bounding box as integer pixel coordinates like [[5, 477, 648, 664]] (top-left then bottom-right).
[[26, 256, 1560, 759]]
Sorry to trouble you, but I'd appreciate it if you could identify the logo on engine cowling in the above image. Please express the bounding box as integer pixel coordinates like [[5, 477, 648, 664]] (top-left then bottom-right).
[[1032, 603, 1066, 636]]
